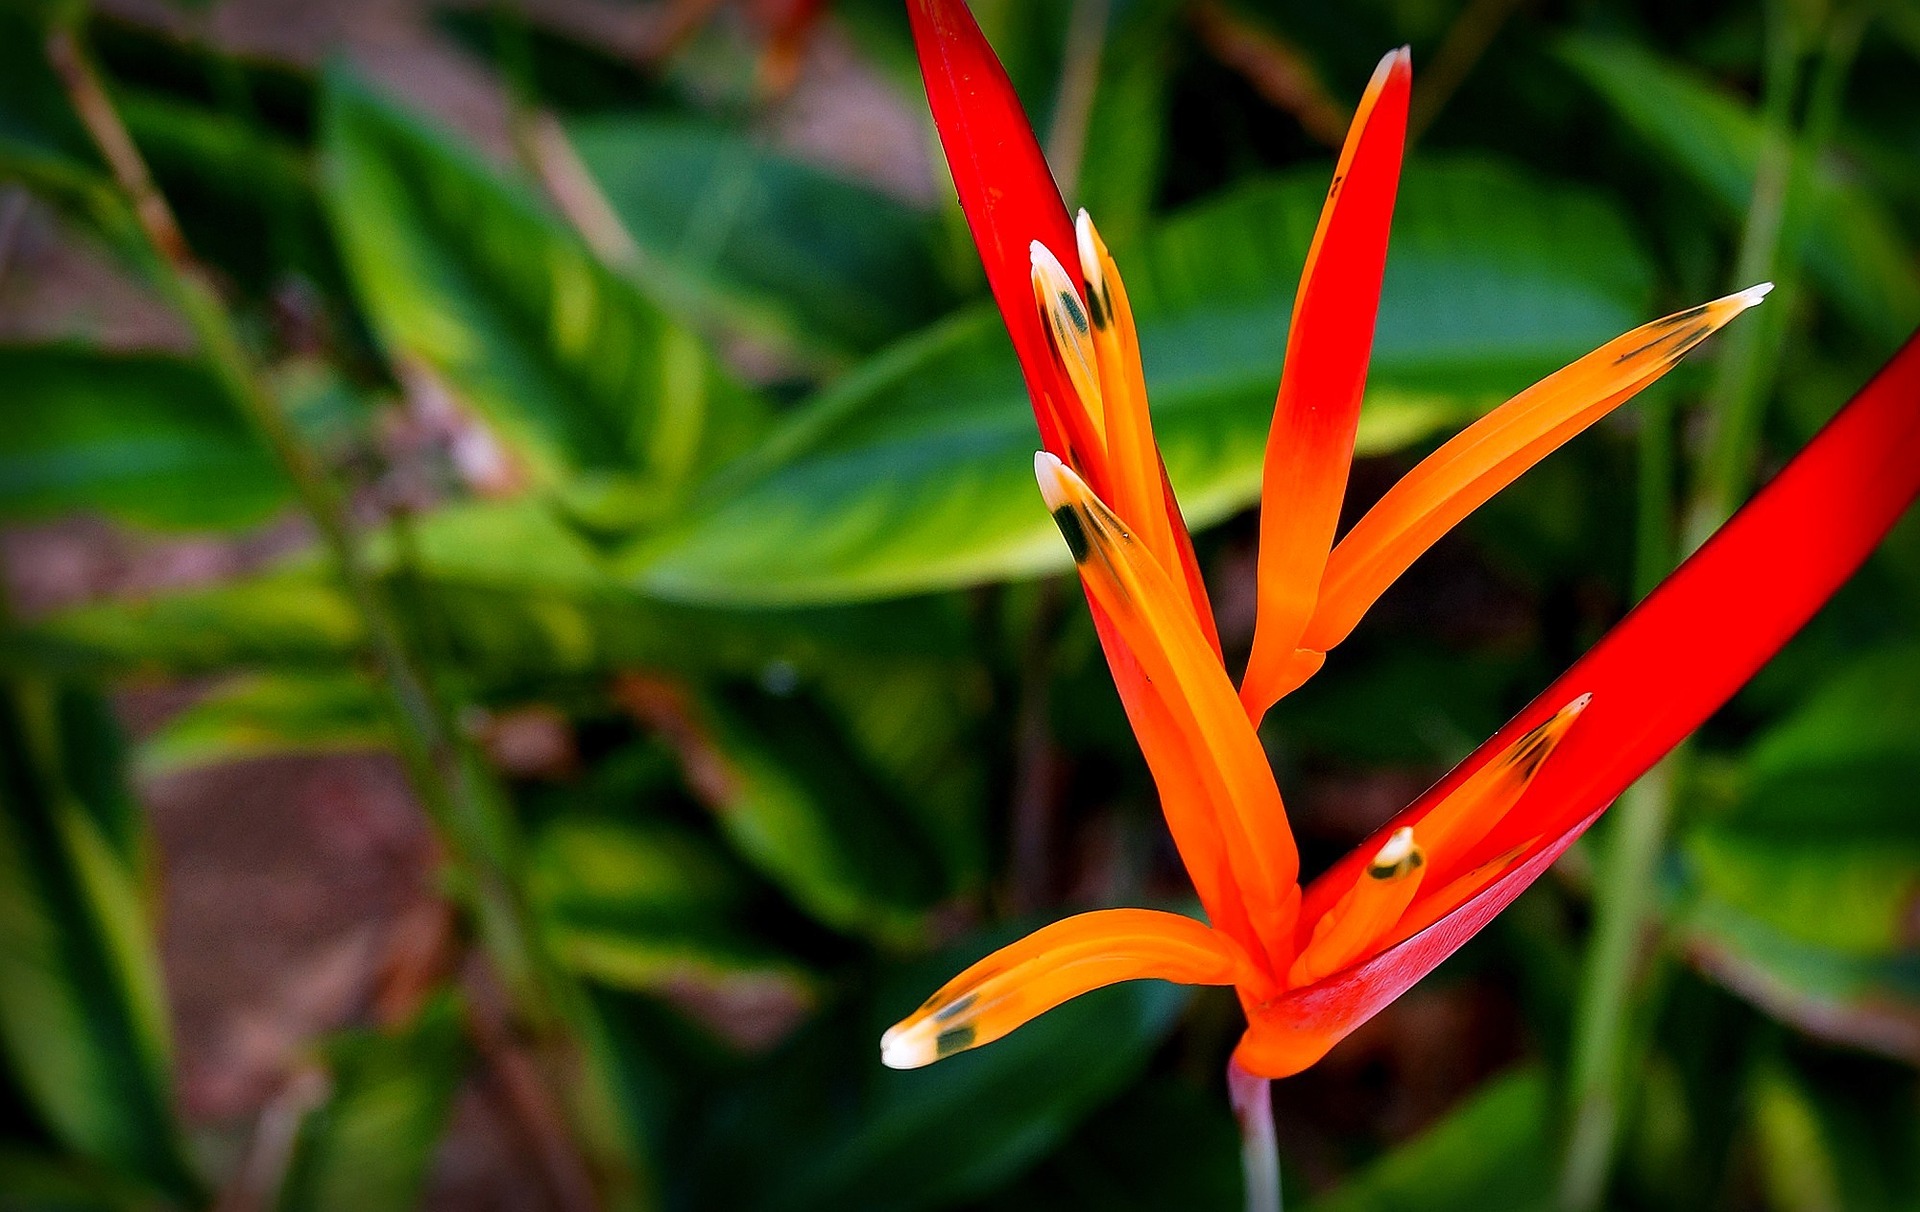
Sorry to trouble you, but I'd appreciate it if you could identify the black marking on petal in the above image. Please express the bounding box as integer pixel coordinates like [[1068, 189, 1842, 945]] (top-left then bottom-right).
[[933, 992, 977, 1023], [1059, 289, 1091, 336], [1612, 325, 1688, 365], [1510, 733, 1552, 779], [1657, 302, 1712, 327], [1667, 323, 1714, 358], [1052, 506, 1091, 564], [1367, 847, 1423, 880], [1508, 712, 1573, 779], [1085, 281, 1109, 330], [935, 1025, 977, 1057]]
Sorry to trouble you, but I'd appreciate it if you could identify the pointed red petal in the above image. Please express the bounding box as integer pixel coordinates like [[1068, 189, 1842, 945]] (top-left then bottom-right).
[[1242, 329, 1920, 1077], [1241, 48, 1412, 722], [908, 0, 1100, 477]]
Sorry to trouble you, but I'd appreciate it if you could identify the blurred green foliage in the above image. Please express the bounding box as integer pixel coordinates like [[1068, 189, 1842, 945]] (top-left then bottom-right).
[[0, 0, 1916, 1209]]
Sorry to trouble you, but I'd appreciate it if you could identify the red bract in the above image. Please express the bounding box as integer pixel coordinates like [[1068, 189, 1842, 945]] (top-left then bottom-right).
[[886, 0, 1920, 1081]]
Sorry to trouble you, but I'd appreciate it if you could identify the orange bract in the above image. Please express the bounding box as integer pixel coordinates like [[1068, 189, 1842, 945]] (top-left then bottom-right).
[[896, 0, 1808, 1081]]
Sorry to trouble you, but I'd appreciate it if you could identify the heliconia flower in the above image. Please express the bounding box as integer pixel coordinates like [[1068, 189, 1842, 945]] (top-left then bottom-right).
[[886, 0, 1920, 1082]]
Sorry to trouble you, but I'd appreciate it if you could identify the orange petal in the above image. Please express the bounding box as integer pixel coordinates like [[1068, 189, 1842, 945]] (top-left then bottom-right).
[[1038, 453, 1300, 969], [1406, 692, 1591, 875], [1075, 210, 1223, 658], [1089, 602, 1259, 953], [1241, 47, 1412, 723], [1235, 803, 1602, 1079], [1301, 285, 1773, 656], [1296, 693, 1591, 935], [880, 908, 1241, 1068], [1076, 215, 1171, 570], [1288, 826, 1426, 986], [1381, 841, 1528, 950], [1032, 241, 1107, 450]]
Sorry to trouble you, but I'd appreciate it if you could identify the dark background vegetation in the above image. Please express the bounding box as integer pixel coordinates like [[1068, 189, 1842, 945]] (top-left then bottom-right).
[[1, 0, 1917, 1208]]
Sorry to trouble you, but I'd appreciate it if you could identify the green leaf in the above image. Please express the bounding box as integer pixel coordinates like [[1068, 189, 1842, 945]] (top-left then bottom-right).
[[692, 933, 1189, 1211], [810, 659, 987, 894], [1732, 642, 1920, 840], [1266, 642, 1533, 766], [1684, 832, 1918, 956], [1677, 644, 1920, 1056], [135, 671, 393, 777], [1749, 1062, 1850, 1212], [12, 500, 969, 681], [626, 158, 1657, 604], [49, 689, 145, 875], [1070, 0, 1182, 252], [1306, 1067, 1555, 1212], [275, 995, 467, 1212], [567, 117, 957, 364], [655, 683, 951, 945], [0, 346, 287, 530], [0, 1145, 158, 1212], [320, 70, 770, 523], [0, 9, 95, 168], [1680, 898, 1920, 1062], [1559, 34, 1920, 346], [530, 812, 811, 995], [0, 678, 200, 1203], [985, 1077, 1241, 1209], [11, 570, 367, 677], [122, 89, 342, 298]]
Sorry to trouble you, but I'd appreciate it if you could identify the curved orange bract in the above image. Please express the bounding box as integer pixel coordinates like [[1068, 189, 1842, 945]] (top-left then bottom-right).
[[897, 0, 1920, 1083]]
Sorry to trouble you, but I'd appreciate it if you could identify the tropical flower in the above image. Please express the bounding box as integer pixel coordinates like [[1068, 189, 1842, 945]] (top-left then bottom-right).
[[883, 0, 1920, 1085]]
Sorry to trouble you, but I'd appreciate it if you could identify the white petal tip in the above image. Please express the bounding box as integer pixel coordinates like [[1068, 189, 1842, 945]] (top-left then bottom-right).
[[880, 1026, 927, 1070], [1373, 826, 1416, 866], [1030, 239, 1068, 275], [1738, 281, 1775, 306], [1568, 692, 1594, 713], [1034, 450, 1071, 506], [1074, 211, 1102, 283]]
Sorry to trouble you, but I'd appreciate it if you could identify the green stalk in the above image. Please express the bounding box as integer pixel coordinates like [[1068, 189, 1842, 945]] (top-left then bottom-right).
[[1559, 7, 1868, 1206], [1559, 380, 1685, 1209], [43, 21, 543, 1006], [1689, 7, 1869, 550], [1044, 0, 1110, 202], [42, 16, 640, 1207], [1558, 757, 1678, 1208]]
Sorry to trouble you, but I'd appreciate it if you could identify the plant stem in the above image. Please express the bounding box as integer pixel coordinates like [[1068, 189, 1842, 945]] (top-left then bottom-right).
[[44, 16, 628, 1205], [1559, 7, 1868, 1207], [46, 22, 547, 993], [1044, 0, 1110, 202], [1683, 8, 1804, 551], [1406, 0, 1529, 144], [1558, 756, 1676, 1209], [1229, 1059, 1281, 1212]]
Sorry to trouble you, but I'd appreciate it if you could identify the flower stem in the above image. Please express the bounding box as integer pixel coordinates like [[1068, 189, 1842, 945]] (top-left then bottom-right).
[[1229, 1058, 1282, 1212]]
